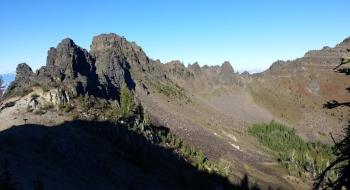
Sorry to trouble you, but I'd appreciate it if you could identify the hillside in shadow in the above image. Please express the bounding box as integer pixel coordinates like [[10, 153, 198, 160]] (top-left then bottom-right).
[[0, 120, 265, 190]]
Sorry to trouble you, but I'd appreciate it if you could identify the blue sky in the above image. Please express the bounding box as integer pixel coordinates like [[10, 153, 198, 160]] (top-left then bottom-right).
[[1, 0, 349, 74]]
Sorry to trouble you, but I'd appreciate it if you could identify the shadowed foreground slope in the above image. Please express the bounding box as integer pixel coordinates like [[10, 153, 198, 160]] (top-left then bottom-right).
[[0, 120, 263, 190]]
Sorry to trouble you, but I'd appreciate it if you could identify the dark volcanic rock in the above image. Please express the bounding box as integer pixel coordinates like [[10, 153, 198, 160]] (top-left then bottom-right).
[[7, 63, 34, 91], [7, 34, 159, 103], [90, 33, 163, 92], [90, 34, 137, 92], [218, 61, 234, 85], [11, 34, 348, 103], [90, 33, 149, 68], [35, 38, 106, 99], [7, 37, 126, 102]]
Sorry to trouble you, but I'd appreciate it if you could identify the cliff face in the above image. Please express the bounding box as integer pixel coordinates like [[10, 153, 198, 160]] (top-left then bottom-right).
[[261, 37, 350, 77], [7, 34, 159, 103], [8, 38, 104, 100]]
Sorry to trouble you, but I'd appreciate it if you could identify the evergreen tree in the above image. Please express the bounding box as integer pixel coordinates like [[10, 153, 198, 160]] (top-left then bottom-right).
[[313, 126, 350, 189], [197, 150, 205, 164], [0, 76, 5, 103], [0, 158, 18, 190], [120, 84, 135, 118], [31, 176, 44, 190], [313, 59, 350, 189]]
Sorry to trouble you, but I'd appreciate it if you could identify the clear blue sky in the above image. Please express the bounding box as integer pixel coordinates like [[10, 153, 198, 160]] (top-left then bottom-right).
[[1, 0, 349, 74]]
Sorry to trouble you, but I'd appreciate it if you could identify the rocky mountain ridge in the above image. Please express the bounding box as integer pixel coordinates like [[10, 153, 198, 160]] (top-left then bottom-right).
[[6, 33, 350, 150], [2, 33, 350, 189], [7, 33, 246, 103], [7, 34, 350, 99], [260, 37, 350, 77]]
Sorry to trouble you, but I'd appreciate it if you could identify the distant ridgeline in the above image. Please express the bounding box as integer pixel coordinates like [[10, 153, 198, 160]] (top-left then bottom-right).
[[261, 37, 350, 77]]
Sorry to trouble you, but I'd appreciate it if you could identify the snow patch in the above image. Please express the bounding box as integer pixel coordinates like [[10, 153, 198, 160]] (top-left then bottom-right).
[[221, 130, 238, 142], [230, 143, 241, 151]]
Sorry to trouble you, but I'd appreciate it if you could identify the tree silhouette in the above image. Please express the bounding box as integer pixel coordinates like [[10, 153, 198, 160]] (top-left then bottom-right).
[[313, 58, 350, 189], [31, 176, 44, 190], [0, 158, 19, 190], [0, 76, 5, 104]]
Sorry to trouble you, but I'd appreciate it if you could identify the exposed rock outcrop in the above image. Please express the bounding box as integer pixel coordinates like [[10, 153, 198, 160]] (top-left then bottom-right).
[[7, 63, 34, 91], [307, 79, 320, 97], [6, 34, 156, 104], [261, 37, 350, 77]]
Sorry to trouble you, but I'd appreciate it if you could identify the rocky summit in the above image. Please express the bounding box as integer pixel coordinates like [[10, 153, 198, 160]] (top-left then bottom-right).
[[1, 33, 350, 189]]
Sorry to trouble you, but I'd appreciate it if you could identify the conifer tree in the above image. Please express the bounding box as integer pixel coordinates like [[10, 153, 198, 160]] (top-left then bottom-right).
[[0, 76, 5, 104], [0, 158, 18, 190], [120, 84, 135, 118], [313, 58, 350, 189]]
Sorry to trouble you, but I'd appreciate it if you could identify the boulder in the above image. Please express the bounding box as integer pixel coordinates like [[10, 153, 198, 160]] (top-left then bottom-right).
[[307, 79, 320, 97], [27, 98, 38, 111]]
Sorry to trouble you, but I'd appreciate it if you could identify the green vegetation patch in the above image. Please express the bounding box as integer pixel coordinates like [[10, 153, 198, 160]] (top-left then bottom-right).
[[120, 84, 136, 118], [31, 93, 39, 99], [147, 79, 191, 101], [248, 120, 337, 180], [168, 67, 194, 79], [3, 88, 33, 99], [341, 58, 350, 64], [155, 128, 229, 178], [32, 82, 40, 87]]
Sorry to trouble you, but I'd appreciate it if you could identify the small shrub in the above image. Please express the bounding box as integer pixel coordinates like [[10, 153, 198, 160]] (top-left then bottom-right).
[[174, 138, 181, 148], [68, 92, 76, 99], [42, 87, 49, 93], [64, 103, 74, 112], [58, 103, 65, 110], [21, 88, 33, 96], [31, 93, 39, 99], [34, 108, 43, 115], [72, 113, 79, 120], [50, 83, 59, 88], [100, 101, 106, 109], [197, 150, 205, 164], [27, 105, 32, 112], [2, 91, 10, 99], [190, 146, 196, 156], [218, 160, 228, 177], [79, 94, 84, 102], [197, 163, 204, 171], [42, 104, 53, 110], [88, 113, 96, 121], [341, 58, 350, 64], [32, 82, 39, 87]]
